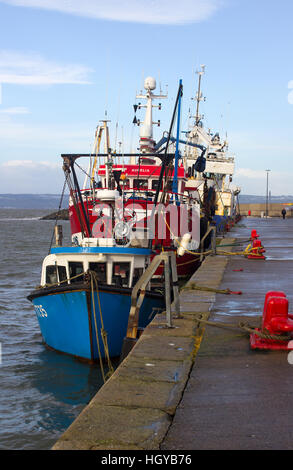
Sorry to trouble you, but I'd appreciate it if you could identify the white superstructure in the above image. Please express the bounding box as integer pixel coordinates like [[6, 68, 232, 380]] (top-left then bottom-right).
[[184, 65, 240, 217]]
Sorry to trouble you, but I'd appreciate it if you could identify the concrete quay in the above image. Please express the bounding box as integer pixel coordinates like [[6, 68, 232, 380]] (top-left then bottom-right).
[[52, 240, 231, 450], [53, 216, 293, 450], [162, 217, 293, 450]]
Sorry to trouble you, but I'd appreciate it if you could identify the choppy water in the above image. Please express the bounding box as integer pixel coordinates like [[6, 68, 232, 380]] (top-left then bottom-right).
[[0, 209, 109, 450]]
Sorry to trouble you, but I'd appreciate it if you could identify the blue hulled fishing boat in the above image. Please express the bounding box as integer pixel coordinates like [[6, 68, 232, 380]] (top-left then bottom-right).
[[28, 246, 164, 361]]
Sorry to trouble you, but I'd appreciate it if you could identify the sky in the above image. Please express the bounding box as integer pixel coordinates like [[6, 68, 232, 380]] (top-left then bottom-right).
[[0, 0, 292, 195]]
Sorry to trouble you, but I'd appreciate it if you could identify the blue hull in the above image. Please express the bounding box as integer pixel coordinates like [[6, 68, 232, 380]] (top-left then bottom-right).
[[29, 285, 164, 361], [212, 215, 230, 234]]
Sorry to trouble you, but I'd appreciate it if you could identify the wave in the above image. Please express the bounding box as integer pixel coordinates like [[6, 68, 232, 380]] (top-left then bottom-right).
[[0, 217, 42, 221]]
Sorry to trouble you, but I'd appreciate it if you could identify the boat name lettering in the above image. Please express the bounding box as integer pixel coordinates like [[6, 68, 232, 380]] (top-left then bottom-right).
[[34, 305, 48, 318]]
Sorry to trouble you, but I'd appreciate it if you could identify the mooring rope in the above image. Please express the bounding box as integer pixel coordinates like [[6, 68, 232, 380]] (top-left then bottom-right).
[[181, 283, 242, 295], [37, 269, 114, 381], [191, 314, 291, 342], [89, 270, 114, 381]]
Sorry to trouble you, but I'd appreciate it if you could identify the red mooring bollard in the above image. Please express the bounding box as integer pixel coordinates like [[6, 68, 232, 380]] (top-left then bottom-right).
[[250, 292, 293, 350], [250, 229, 259, 240], [247, 239, 266, 260]]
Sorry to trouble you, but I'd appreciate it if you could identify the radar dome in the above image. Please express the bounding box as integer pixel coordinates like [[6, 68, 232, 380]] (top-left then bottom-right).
[[144, 77, 156, 91]]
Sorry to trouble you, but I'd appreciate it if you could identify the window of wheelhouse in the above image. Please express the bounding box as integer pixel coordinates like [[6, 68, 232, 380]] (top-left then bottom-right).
[[89, 262, 106, 283], [68, 262, 84, 283], [133, 179, 148, 191], [151, 180, 162, 191], [46, 265, 67, 285], [112, 262, 130, 287]]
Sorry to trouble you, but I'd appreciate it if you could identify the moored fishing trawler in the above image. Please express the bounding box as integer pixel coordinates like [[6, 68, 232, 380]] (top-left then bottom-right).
[[182, 65, 241, 232], [66, 77, 205, 278], [27, 245, 164, 361], [28, 79, 203, 363]]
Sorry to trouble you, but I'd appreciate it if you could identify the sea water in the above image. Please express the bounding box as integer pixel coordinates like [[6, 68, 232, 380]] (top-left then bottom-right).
[[0, 209, 109, 450]]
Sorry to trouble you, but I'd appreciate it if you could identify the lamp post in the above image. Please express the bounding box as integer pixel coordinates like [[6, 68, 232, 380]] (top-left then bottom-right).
[[266, 170, 271, 218]]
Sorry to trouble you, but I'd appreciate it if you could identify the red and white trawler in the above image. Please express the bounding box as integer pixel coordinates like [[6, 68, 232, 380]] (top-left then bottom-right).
[[64, 78, 212, 278]]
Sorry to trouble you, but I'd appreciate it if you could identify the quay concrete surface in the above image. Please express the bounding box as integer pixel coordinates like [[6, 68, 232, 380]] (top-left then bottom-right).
[[162, 217, 293, 450], [53, 217, 293, 450], [52, 239, 232, 450]]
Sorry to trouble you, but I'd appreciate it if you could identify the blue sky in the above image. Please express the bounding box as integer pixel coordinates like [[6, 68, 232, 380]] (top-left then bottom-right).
[[0, 0, 292, 195]]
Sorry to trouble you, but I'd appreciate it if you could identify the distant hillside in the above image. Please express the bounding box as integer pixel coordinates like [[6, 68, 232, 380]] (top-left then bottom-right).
[[0, 194, 69, 209], [239, 194, 293, 204], [1, 193, 293, 209]]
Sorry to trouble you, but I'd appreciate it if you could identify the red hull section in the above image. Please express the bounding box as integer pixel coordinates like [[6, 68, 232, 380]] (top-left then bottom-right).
[[68, 194, 201, 278]]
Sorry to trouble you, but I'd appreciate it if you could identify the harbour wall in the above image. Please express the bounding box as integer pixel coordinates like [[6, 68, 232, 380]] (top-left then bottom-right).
[[52, 240, 232, 450], [240, 203, 293, 218]]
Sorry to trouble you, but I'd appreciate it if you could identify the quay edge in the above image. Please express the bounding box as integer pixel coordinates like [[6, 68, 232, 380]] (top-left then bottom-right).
[[52, 239, 233, 451]]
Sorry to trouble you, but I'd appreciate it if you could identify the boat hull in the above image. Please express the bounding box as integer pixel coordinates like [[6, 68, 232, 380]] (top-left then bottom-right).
[[28, 283, 164, 361]]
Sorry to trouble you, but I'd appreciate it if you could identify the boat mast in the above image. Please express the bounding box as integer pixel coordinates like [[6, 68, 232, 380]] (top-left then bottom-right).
[[134, 77, 167, 155], [195, 65, 205, 126], [82, 120, 111, 190], [148, 81, 183, 249], [172, 79, 183, 204]]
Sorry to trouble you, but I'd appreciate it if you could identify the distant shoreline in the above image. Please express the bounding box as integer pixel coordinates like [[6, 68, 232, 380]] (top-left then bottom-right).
[[40, 209, 69, 220], [0, 194, 68, 210], [0, 194, 293, 210]]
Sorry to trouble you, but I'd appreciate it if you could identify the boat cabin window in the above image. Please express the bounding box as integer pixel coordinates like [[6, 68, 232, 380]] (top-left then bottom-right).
[[89, 262, 106, 283], [112, 262, 130, 288], [69, 262, 84, 283], [46, 265, 67, 285], [151, 180, 161, 191], [134, 179, 148, 191]]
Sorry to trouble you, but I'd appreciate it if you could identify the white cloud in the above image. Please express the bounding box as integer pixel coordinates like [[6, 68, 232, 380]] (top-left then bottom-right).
[[0, 159, 65, 192], [0, 50, 92, 85], [235, 168, 269, 179], [2, 159, 59, 168], [234, 167, 293, 196], [0, 120, 93, 147], [0, 0, 222, 25], [0, 106, 30, 114]]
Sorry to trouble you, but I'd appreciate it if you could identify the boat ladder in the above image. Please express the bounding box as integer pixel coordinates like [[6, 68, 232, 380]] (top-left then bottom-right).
[[121, 252, 180, 360]]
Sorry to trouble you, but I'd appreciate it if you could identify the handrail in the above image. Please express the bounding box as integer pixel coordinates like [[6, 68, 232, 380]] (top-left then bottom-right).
[[199, 225, 216, 262], [125, 252, 180, 340]]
